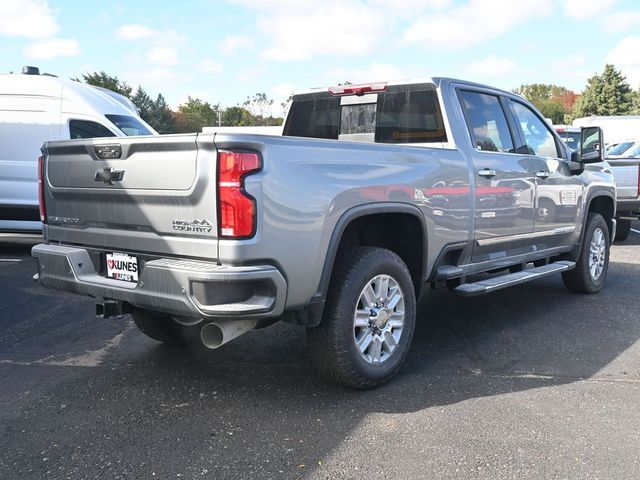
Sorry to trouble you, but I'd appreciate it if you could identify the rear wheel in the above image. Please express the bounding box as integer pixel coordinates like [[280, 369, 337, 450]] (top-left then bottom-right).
[[614, 219, 631, 242], [132, 308, 188, 345], [562, 213, 610, 293], [307, 247, 416, 389]]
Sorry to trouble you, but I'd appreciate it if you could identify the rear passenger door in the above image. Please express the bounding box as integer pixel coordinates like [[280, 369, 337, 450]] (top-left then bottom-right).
[[505, 99, 582, 249], [458, 89, 539, 263]]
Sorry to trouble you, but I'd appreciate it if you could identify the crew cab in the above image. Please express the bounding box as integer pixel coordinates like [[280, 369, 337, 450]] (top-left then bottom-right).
[[32, 78, 615, 388]]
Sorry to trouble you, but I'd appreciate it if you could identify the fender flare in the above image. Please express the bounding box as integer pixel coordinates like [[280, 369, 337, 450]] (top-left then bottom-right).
[[311, 201, 428, 304]]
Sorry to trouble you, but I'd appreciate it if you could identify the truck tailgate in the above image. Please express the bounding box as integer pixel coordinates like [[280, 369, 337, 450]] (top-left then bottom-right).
[[608, 158, 640, 199], [42, 133, 219, 260]]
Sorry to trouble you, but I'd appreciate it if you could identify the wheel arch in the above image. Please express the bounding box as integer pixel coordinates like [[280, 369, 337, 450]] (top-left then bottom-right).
[[290, 203, 428, 328]]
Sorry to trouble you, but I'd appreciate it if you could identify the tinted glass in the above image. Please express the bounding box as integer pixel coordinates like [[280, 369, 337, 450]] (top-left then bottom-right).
[[105, 114, 153, 136], [509, 100, 560, 158], [556, 130, 581, 151], [283, 86, 447, 144], [69, 120, 116, 139], [284, 96, 341, 139], [459, 91, 514, 153], [341, 103, 376, 135], [375, 89, 447, 143]]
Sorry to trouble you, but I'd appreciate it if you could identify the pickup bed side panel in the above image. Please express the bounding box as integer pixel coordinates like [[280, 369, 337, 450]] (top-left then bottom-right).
[[214, 134, 471, 309]]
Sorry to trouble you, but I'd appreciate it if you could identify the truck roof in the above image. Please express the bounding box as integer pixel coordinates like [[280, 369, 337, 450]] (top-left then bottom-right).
[[292, 77, 518, 98]]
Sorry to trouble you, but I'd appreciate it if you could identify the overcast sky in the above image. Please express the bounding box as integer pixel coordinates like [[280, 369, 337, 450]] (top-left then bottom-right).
[[2, 0, 639, 112]]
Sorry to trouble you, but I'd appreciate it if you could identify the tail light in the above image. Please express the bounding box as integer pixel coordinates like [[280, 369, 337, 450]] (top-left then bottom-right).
[[329, 82, 387, 96], [217, 150, 261, 238], [38, 155, 46, 223]]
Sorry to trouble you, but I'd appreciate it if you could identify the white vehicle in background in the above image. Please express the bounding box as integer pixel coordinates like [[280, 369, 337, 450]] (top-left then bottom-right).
[[606, 141, 636, 158], [573, 115, 640, 146], [570, 115, 640, 241], [0, 66, 156, 233]]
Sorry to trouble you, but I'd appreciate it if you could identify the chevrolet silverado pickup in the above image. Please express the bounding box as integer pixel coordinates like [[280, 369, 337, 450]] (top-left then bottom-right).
[[32, 78, 616, 388]]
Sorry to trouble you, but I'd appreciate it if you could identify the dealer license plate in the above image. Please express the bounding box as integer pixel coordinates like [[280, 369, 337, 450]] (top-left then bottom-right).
[[106, 252, 139, 282]]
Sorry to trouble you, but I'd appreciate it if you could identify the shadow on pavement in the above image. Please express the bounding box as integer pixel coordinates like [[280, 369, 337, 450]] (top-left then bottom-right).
[[2, 250, 638, 478]]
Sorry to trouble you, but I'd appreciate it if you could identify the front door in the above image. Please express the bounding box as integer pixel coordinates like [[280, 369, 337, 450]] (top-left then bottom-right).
[[506, 99, 582, 250], [458, 89, 537, 263]]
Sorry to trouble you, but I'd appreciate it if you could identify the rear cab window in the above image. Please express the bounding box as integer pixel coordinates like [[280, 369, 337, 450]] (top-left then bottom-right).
[[283, 84, 447, 145]]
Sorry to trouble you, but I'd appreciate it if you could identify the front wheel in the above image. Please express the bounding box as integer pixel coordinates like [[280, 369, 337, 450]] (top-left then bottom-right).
[[307, 247, 416, 389], [562, 213, 610, 293]]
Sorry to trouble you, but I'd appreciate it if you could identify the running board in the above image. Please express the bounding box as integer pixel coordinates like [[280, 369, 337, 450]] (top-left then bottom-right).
[[453, 261, 575, 297]]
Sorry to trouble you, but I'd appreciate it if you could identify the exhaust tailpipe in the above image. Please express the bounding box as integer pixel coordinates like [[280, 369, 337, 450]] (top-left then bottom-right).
[[200, 319, 258, 349]]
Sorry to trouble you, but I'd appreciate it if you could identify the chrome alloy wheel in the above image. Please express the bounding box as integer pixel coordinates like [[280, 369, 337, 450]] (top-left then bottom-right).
[[589, 227, 606, 280], [353, 274, 405, 365]]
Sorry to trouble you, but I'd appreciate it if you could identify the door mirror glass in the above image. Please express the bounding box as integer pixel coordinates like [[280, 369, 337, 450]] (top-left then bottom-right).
[[580, 126, 604, 163]]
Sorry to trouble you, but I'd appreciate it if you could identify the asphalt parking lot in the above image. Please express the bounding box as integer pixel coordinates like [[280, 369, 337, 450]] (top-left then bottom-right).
[[1, 228, 639, 479]]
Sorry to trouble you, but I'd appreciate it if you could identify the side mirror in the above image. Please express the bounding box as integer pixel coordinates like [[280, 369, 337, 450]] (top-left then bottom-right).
[[580, 126, 604, 163]]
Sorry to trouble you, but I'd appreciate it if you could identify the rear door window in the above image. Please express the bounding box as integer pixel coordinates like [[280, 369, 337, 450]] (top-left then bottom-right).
[[458, 91, 514, 153], [69, 120, 116, 139]]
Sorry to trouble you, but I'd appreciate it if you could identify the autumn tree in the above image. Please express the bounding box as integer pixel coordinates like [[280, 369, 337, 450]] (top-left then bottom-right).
[[513, 83, 578, 124]]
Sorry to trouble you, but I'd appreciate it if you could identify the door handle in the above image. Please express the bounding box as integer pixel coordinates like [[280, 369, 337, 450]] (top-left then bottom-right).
[[478, 169, 496, 178], [536, 170, 550, 179]]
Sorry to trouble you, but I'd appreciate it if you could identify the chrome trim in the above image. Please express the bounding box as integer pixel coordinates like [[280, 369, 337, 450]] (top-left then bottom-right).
[[477, 225, 576, 246]]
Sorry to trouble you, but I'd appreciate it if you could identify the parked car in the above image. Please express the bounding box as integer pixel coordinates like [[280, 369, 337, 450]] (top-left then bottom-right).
[[0, 66, 156, 233], [33, 77, 615, 388], [608, 141, 640, 241], [606, 141, 636, 158]]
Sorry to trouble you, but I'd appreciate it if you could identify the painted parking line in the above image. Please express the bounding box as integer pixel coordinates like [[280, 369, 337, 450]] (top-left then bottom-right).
[[631, 228, 640, 235], [0, 259, 22, 262]]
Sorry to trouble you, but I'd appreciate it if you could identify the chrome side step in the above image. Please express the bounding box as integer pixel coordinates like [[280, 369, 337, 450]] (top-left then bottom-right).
[[453, 260, 575, 297]]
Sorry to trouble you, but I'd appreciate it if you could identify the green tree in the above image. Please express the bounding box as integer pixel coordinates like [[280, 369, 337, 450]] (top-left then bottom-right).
[[78, 71, 132, 97], [574, 64, 634, 117], [131, 86, 154, 120], [631, 89, 640, 115], [243, 92, 274, 126], [222, 106, 254, 126], [177, 96, 221, 132], [150, 94, 175, 134]]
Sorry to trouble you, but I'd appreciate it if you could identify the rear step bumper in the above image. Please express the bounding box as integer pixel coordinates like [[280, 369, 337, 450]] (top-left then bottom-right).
[[31, 244, 287, 319], [454, 261, 575, 297]]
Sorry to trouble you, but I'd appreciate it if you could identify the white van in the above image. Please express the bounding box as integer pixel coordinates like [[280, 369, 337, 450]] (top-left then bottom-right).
[[0, 67, 157, 232]]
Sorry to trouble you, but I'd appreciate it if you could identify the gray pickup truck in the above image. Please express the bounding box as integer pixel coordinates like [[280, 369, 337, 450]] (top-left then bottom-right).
[[32, 78, 616, 388]]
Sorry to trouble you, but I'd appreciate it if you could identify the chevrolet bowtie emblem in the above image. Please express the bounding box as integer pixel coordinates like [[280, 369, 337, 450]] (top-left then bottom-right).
[[94, 167, 125, 185]]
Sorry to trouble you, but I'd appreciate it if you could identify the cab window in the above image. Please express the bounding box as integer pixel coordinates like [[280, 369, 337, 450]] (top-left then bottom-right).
[[69, 120, 116, 139], [508, 100, 560, 158], [458, 91, 514, 153]]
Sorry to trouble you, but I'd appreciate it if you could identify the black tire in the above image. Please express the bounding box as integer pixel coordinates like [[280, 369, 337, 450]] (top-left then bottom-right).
[[307, 247, 416, 389], [132, 308, 187, 345], [562, 213, 610, 293], [614, 219, 631, 242]]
